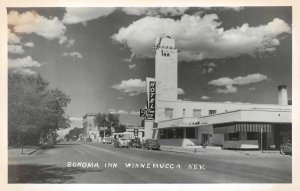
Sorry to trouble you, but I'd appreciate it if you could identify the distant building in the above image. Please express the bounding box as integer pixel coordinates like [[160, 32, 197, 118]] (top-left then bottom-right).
[[83, 113, 99, 142], [144, 35, 292, 150]]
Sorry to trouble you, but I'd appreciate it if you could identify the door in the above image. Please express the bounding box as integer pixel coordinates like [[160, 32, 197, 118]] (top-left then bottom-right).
[[202, 134, 209, 145]]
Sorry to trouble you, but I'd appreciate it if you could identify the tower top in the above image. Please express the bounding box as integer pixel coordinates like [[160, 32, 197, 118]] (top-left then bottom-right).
[[153, 34, 176, 51]]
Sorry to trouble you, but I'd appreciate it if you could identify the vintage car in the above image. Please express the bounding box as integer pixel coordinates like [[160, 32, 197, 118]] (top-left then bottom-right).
[[129, 138, 142, 148], [280, 142, 292, 155], [114, 138, 130, 148], [86, 138, 92, 142], [143, 139, 160, 150], [102, 137, 112, 144]]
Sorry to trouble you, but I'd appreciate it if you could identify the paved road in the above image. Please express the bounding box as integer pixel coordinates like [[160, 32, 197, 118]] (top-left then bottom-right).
[[8, 142, 292, 183]]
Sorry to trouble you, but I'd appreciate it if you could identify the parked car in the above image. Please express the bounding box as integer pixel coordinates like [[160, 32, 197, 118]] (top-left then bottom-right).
[[86, 138, 92, 142], [102, 137, 112, 144], [130, 138, 142, 148], [143, 139, 160, 150], [114, 138, 130, 148], [280, 142, 292, 155]]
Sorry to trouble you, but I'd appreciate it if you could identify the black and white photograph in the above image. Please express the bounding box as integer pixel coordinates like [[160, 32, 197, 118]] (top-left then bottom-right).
[[2, 2, 299, 190]]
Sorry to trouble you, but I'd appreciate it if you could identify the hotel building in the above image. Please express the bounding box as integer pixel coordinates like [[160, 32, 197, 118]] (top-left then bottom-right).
[[144, 35, 292, 150]]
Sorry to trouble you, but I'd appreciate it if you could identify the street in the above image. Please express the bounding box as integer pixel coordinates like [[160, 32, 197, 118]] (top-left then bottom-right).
[[8, 142, 292, 183]]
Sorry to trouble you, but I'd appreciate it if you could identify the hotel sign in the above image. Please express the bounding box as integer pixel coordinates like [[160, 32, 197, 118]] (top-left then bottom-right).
[[140, 78, 156, 120]]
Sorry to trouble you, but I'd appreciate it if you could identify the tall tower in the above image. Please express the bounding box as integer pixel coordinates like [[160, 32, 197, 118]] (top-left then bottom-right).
[[154, 35, 178, 101]]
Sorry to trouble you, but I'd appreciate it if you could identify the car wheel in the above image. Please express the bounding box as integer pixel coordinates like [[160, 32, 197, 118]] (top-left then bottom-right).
[[280, 147, 286, 155]]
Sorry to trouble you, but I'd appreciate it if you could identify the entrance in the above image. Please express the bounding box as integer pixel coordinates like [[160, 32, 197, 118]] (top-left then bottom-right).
[[201, 133, 209, 145]]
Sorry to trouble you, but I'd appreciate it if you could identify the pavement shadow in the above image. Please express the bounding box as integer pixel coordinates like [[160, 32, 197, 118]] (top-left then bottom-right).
[[8, 164, 103, 183]]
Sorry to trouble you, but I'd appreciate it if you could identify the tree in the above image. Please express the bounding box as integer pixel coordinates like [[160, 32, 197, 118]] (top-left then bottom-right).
[[8, 71, 71, 146], [94, 113, 123, 137], [68, 127, 84, 140]]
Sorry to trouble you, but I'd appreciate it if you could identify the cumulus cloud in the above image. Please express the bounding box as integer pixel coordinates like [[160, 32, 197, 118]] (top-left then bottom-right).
[[63, 7, 116, 24], [129, 111, 140, 115], [112, 79, 146, 96], [8, 44, 25, 54], [8, 10, 67, 43], [24, 42, 34, 47], [63, 52, 83, 59], [69, 117, 82, 121], [123, 53, 135, 63], [208, 73, 269, 94], [202, 62, 217, 75], [8, 56, 41, 68], [11, 68, 36, 75], [122, 7, 189, 16], [109, 109, 128, 115], [128, 64, 136, 69], [177, 88, 185, 95], [112, 15, 291, 61], [201, 96, 211, 100], [8, 28, 21, 44]]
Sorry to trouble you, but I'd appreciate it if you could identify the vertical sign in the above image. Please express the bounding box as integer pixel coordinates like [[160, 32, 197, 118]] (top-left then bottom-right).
[[147, 80, 156, 120]]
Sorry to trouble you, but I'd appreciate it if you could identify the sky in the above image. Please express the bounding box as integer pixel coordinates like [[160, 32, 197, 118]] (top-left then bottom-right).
[[7, 7, 292, 131]]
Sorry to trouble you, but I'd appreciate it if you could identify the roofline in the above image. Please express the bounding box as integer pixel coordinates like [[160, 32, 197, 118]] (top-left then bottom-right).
[[157, 99, 291, 107]]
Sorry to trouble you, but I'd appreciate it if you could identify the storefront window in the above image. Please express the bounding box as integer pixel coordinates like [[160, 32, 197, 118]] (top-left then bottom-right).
[[228, 132, 239, 140], [247, 132, 258, 140], [186, 128, 196, 138], [160, 129, 167, 139], [176, 128, 184, 138]]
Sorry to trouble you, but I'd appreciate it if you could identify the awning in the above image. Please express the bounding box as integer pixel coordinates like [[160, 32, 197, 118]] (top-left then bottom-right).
[[213, 122, 271, 134]]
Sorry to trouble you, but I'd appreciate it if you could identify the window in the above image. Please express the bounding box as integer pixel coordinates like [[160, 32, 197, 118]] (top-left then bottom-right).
[[209, 110, 217, 115], [160, 129, 167, 139], [175, 128, 184, 139], [193, 109, 201, 117], [228, 132, 239, 140], [186, 128, 196, 138], [182, 109, 186, 117], [165, 108, 174, 119], [247, 132, 258, 140]]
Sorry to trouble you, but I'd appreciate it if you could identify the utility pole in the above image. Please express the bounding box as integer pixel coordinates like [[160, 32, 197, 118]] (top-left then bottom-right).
[[261, 127, 263, 153]]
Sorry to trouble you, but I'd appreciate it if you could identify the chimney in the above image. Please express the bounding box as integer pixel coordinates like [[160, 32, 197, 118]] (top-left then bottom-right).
[[278, 85, 288, 105]]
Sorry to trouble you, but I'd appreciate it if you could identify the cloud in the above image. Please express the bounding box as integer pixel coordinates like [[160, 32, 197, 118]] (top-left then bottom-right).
[[11, 68, 36, 75], [109, 109, 140, 116], [128, 64, 136, 69], [8, 10, 67, 43], [129, 111, 140, 115], [249, 87, 256, 91], [216, 85, 237, 94], [109, 109, 128, 115], [8, 56, 41, 68], [201, 96, 211, 100], [122, 7, 189, 16], [112, 15, 291, 61], [63, 8, 116, 24], [117, 97, 123, 100], [202, 62, 217, 74], [123, 53, 135, 63], [63, 52, 83, 59], [177, 88, 185, 95], [208, 73, 269, 94], [24, 42, 34, 47], [69, 117, 82, 121], [8, 44, 25, 54], [8, 28, 21, 44], [112, 79, 146, 96]]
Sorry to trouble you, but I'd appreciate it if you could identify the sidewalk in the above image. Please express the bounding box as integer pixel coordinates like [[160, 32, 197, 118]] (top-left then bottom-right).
[[160, 145, 282, 157], [8, 145, 40, 156]]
